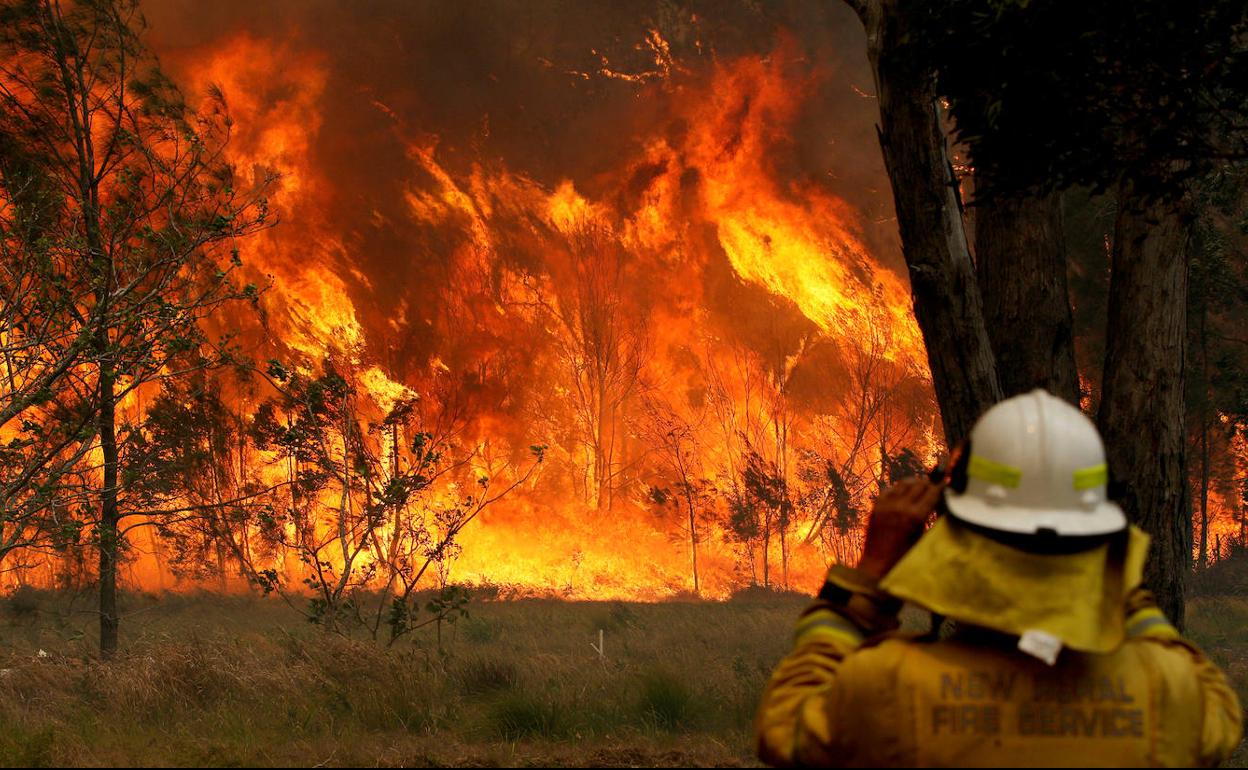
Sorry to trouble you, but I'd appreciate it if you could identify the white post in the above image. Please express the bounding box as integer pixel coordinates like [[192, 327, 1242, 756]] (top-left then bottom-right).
[[590, 628, 605, 660]]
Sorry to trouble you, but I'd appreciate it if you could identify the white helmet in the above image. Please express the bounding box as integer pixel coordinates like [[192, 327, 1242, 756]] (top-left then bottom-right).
[[945, 389, 1126, 537]]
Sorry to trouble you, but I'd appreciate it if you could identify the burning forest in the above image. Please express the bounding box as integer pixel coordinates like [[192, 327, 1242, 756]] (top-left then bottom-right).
[[2, 1, 945, 611], [3, 1, 1248, 765], [3, 0, 1248, 622]]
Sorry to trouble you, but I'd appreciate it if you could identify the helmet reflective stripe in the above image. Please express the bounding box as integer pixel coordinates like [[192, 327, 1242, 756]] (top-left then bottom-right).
[[943, 389, 1126, 537], [1073, 463, 1108, 491], [967, 455, 1022, 488]]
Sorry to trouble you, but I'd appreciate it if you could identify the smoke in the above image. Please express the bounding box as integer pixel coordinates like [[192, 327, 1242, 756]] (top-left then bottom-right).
[[143, 0, 900, 371]]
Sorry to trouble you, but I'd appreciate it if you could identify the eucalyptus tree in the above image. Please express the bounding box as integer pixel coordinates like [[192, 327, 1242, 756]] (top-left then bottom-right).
[[0, 0, 271, 655]]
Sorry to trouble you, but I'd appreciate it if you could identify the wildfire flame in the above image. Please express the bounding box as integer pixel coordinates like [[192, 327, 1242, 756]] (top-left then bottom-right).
[[10, 7, 1242, 602], [38, 11, 1200, 600]]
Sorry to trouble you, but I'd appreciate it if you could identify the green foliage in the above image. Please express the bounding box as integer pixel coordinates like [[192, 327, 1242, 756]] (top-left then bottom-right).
[[241, 359, 543, 644], [724, 448, 794, 550], [743, 450, 790, 520], [426, 584, 472, 623], [725, 490, 761, 543], [0, 724, 56, 767], [821, 462, 858, 535], [305, 587, 357, 628], [384, 585, 473, 645], [254, 569, 281, 595], [461, 616, 500, 643], [0, 0, 272, 654]]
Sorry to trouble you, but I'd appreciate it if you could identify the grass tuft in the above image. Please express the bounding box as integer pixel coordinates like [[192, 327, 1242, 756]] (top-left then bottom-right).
[[453, 655, 519, 696], [489, 691, 566, 740], [638, 667, 697, 731]]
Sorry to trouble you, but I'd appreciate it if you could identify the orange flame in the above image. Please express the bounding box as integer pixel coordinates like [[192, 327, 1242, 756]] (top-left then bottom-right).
[[7, 27, 941, 599]]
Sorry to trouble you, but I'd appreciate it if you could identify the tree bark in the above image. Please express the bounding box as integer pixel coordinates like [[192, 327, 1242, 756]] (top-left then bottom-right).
[[976, 192, 1080, 404], [1197, 295, 1210, 570], [1097, 184, 1192, 628], [849, 0, 1002, 445]]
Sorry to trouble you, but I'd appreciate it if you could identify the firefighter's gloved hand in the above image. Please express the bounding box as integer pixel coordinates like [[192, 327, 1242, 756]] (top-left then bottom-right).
[[857, 477, 945, 580]]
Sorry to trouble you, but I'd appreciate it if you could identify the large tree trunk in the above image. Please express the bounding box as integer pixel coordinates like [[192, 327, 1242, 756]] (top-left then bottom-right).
[[849, 0, 1001, 445], [1098, 185, 1192, 628], [976, 192, 1080, 404]]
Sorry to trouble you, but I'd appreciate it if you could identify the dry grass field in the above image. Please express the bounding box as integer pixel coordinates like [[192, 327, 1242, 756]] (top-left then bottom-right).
[[0, 586, 1244, 767]]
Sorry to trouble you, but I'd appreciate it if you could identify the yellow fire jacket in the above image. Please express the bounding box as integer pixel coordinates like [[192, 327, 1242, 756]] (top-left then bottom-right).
[[756, 583, 1243, 767]]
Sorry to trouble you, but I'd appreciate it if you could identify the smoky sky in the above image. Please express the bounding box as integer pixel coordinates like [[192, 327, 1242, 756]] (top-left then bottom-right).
[[141, 0, 899, 379]]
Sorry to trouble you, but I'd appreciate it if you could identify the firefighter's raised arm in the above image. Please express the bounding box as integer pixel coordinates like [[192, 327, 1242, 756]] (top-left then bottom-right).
[[755, 478, 942, 767]]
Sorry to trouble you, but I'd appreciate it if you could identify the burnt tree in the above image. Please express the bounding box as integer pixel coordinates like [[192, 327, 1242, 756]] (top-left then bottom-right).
[[845, 0, 1002, 446]]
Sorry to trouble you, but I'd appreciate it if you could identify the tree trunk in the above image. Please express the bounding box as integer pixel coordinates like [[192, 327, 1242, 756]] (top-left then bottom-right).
[[1199, 411, 1209, 570], [849, 0, 1002, 445], [976, 192, 1080, 404], [762, 515, 771, 589], [1197, 293, 1210, 570], [98, 364, 120, 658], [1097, 184, 1191, 628], [687, 494, 700, 596], [594, 381, 612, 511], [774, 415, 790, 589]]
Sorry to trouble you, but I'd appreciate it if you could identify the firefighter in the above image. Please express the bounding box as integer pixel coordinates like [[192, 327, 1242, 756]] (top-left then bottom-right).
[[756, 389, 1243, 767]]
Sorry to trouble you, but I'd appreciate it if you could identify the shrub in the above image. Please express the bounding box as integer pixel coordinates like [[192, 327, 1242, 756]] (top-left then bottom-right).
[[461, 617, 499, 644], [637, 668, 695, 731], [1189, 552, 1248, 597], [727, 584, 811, 603], [489, 691, 565, 740], [0, 724, 56, 767], [453, 656, 519, 696], [590, 600, 640, 632], [4, 586, 42, 618]]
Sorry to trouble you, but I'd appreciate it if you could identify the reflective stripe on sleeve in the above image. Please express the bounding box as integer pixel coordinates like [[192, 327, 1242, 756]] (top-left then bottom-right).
[[1126, 607, 1179, 639]]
